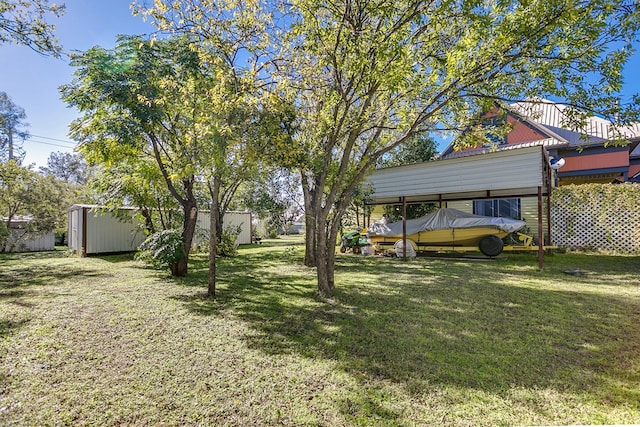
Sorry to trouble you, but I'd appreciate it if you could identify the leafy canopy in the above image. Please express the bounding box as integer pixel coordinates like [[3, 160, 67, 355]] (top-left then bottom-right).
[[0, 0, 65, 56]]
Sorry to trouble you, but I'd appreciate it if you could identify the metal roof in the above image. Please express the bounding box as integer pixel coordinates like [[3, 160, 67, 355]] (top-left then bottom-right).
[[367, 146, 549, 204]]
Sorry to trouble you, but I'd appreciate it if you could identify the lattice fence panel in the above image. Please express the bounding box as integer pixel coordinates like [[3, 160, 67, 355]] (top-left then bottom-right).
[[551, 183, 640, 253]]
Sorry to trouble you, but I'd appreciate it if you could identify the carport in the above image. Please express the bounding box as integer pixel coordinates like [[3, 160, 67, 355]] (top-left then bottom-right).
[[365, 145, 555, 268]]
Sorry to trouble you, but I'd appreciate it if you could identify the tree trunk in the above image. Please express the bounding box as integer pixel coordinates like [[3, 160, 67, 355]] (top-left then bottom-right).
[[208, 176, 222, 297], [173, 201, 198, 277], [313, 208, 341, 296], [141, 207, 155, 234], [304, 211, 317, 267], [301, 174, 317, 267]]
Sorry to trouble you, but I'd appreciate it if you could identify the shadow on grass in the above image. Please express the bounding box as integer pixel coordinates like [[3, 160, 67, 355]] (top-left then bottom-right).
[[0, 252, 115, 307], [93, 252, 138, 263], [174, 245, 640, 419], [0, 264, 109, 291]]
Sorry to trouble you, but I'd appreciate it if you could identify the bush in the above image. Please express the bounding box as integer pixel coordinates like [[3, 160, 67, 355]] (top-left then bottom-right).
[[217, 224, 242, 257], [136, 229, 185, 270], [0, 222, 8, 252]]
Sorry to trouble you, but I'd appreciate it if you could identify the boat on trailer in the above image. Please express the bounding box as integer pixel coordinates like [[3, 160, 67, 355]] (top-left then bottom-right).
[[366, 208, 527, 256]]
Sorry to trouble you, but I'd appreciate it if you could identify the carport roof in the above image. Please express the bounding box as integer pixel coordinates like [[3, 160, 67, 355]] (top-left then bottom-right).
[[366, 145, 551, 204]]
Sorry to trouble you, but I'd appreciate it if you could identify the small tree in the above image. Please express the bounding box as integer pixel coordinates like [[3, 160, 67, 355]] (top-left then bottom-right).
[[0, 161, 63, 252], [242, 169, 303, 237], [62, 35, 215, 277], [137, 0, 288, 297]]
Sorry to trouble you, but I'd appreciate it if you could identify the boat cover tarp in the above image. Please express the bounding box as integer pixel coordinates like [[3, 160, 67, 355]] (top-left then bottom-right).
[[367, 208, 526, 237]]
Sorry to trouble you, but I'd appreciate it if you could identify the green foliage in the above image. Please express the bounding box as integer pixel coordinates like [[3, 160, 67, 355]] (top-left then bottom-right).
[[382, 203, 439, 223], [40, 152, 89, 184], [217, 224, 242, 257], [136, 229, 185, 271], [0, 91, 30, 163], [378, 134, 438, 168], [0, 0, 64, 56], [61, 34, 229, 275], [0, 160, 64, 252], [241, 169, 303, 236]]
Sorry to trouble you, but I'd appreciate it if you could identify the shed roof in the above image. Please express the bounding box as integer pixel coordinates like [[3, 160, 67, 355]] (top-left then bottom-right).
[[367, 146, 549, 204]]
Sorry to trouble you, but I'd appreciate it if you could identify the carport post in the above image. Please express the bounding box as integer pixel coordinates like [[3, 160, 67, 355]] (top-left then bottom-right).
[[537, 186, 544, 270], [402, 196, 407, 259]]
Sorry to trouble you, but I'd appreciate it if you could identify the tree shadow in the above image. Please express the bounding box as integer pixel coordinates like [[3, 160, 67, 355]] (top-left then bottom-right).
[[174, 246, 640, 419]]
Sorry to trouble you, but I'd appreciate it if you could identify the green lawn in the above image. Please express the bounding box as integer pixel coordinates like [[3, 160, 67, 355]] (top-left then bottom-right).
[[1, 241, 639, 426]]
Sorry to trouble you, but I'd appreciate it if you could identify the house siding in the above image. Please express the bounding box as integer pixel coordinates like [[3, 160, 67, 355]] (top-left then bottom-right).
[[560, 150, 629, 173], [447, 198, 545, 243]]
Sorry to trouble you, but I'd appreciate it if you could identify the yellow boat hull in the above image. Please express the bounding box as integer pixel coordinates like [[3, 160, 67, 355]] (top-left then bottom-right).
[[369, 227, 510, 248]]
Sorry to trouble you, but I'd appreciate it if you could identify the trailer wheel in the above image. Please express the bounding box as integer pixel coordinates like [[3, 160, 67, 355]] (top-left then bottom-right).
[[479, 235, 504, 257], [339, 244, 347, 253]]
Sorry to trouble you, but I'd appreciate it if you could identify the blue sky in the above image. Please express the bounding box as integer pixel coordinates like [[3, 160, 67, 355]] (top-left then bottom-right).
[[0, 0, 155, 167], [1, 1, 639, 168]]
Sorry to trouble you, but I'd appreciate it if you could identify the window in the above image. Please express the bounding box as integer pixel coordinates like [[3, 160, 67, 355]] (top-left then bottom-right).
[[473, 198, 521, 219]]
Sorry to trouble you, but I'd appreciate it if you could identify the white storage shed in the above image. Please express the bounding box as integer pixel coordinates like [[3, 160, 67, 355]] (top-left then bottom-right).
[[2, 217, 55, 252], [68, 205, 147, 255], [67, 205, 253, 256]]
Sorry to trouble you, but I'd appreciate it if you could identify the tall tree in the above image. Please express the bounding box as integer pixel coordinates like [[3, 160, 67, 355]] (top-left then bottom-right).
[[0, 0, 65, 56], [0, 91, 29, 163], [61, 35, 215, 277], [136, 0, 284, 297], [40, 151, 89, 184], [277, 0, 640, 295]]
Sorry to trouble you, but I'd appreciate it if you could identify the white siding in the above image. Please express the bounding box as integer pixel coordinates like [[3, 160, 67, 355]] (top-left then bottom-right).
[[195, 211, 253, 245], [367, 146, 547, 204], [85, 210, 146, 254], [67, 205, 145, 255], [4, 230, 55, 252]]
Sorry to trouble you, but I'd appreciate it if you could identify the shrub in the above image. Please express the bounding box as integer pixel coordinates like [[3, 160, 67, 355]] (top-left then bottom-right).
[[136, 229, 185, 270], [217, 224, 242, 257]]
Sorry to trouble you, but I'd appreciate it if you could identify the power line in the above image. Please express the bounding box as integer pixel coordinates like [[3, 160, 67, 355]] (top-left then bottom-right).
[[23, 138, 77, 149], [29, 134, 77, 146]]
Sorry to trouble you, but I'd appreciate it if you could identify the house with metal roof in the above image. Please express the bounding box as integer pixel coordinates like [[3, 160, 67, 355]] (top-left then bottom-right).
[[440, 99, 640, 186]]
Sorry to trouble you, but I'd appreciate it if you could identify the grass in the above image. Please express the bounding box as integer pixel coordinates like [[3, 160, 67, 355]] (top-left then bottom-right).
[[1, 240, 639, 426]]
